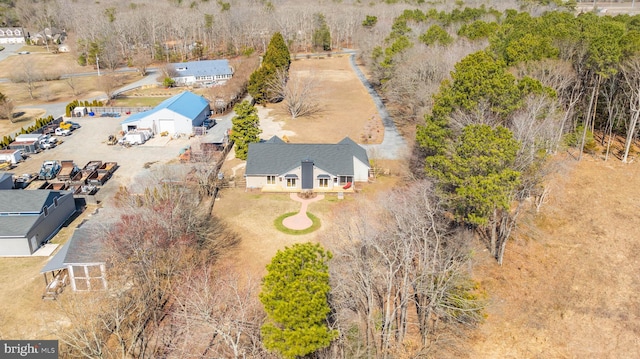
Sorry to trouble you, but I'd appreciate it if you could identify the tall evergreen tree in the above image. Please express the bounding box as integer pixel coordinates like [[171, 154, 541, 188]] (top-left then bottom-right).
[[248, 32, 291, 104], [230, 101, 261, 160], [312, 13, 331, 51], [259, 243, 337, 359], [263, 32, 291, 72]]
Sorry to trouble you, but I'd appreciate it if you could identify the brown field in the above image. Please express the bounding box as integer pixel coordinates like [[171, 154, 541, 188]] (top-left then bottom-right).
[[263, 55, 383, 144], [470, 154, 640, 358]]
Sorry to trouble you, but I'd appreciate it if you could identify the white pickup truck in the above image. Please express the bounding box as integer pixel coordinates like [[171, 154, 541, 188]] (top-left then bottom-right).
[[55, 127, 71, 136]]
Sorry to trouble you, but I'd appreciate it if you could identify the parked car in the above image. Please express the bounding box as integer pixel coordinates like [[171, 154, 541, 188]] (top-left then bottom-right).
[[39, 136, 57, 150], [55, 127, 71, 136], [66, 121, 81, 130], [17, 51, 30, 55], [39, 140, 56, 150], [203, 118, 216, 129]]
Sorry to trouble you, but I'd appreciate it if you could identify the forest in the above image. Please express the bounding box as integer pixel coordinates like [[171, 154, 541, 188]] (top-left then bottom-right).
[[3, 0, 640, 357]]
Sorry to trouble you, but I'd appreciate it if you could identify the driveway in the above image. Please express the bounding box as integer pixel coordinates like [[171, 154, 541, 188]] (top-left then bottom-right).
[[347, 52, 407, 160], [0, 44, 25, 62]]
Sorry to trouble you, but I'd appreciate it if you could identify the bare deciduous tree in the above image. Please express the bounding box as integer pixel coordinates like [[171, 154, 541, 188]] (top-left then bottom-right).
[[620, 57, 640, 163], [99, 74, 122, 102], [325, 181, 484, 358], [12, 58, 39, 100], [172, 266, 266, 358], [268, 68, 322, 119], [131, 48, 153, 77]]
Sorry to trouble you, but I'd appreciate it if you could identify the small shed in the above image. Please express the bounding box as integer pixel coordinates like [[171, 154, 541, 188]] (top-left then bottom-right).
[[73, 107, 88, 117], [41, 225, 107, 298], [0, 149, 23, 164]]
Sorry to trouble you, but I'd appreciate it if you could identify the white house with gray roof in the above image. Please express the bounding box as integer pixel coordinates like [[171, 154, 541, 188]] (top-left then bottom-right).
[[0, 190, 75, 256], [0, 27, 26, 44], [245, 137, 370, 192], [171, 59, 233, 87]]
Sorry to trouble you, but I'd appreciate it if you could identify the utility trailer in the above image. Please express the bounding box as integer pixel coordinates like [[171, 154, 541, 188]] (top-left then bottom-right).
[[57, 160, 80, 181]]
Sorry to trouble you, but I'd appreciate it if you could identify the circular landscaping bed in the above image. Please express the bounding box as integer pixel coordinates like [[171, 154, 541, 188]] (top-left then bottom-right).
[[274, 212, 321, 235]]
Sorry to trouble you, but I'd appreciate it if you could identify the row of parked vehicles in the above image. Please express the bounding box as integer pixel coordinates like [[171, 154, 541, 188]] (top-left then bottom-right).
[[20, 159, 119, 194]]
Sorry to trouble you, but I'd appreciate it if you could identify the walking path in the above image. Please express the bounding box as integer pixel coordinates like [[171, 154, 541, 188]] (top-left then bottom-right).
[[282, 193, 324, 230]]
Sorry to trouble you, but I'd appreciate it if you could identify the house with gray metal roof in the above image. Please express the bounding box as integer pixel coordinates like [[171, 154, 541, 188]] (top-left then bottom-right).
[[0, 190, 76, 256], [41, 225, 106, 298], [171, 59, 233, 87], [245, 137, 370, 192], [120, 91, 211, 135]]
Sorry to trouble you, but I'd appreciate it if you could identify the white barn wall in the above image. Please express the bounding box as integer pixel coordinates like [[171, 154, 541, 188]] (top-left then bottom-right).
[[121, 106, 209, 135]]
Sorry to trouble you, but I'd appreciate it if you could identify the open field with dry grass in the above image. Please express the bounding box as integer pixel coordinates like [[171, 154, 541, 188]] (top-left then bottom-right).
[[262, 55, 383, 144], [470, 154, 640, 358]]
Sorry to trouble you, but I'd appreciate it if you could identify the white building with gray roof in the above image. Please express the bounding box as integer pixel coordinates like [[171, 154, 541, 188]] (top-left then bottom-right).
[[245, 136, 370, 192], [171, 59, 233, 87]]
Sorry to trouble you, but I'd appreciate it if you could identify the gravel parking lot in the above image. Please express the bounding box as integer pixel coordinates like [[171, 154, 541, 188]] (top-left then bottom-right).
[[10, 115, 193, 203]]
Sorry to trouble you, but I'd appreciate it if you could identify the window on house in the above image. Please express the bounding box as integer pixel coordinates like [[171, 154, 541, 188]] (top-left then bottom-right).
[[319, 178, 329, 188], [339, 176, 352, 185], [15, 30, 21, 35], [287, 178, 296, 188], [43, 206, 49, 216], [267, 175, 276, 185], [54, 198, 58, 207]]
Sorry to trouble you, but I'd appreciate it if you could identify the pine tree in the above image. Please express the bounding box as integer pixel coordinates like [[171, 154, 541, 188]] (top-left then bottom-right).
[[312, 13, 331, 51], [248, 32, 291, 104], [263, 32, 290, 71], [259, 243, 338, 359], [230, 101, 261, 160]]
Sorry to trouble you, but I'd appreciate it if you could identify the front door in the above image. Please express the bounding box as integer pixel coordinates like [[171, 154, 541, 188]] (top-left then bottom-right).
[[301, 160, 313, 190]]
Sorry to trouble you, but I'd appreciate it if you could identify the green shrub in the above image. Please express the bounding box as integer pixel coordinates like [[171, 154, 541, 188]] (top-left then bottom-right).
[[564, 125, 597, 153]]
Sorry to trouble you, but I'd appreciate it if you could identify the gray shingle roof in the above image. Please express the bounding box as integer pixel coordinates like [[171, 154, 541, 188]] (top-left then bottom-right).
[[0, 216, 39, 237], [0, 190, 64, 213], [41, 224, 106, 273], [245, 137, 368, 176]]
